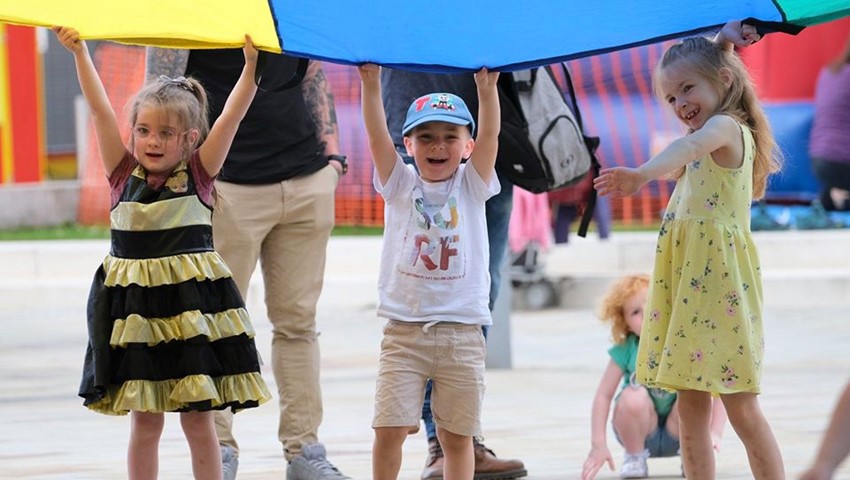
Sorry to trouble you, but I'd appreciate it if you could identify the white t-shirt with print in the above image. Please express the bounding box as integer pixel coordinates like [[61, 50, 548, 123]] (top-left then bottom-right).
[[373, 156, 500, 325]]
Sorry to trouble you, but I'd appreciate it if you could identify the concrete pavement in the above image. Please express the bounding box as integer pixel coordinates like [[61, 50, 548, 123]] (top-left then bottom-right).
[[1, 233, 849, 479]]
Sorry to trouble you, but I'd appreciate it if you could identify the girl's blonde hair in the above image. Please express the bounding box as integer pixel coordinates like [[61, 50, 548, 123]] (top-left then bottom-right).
[[654, 36, 782, 199], [596, 274, 650, 345], [128, 76, 209, 154]]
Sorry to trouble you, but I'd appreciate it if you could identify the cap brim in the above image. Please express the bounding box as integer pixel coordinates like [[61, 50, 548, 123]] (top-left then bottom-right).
[[402, 115, 472, 135]]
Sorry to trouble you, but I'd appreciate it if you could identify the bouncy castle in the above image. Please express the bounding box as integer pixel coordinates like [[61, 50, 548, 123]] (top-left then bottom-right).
[[3, 19, 849, 226]]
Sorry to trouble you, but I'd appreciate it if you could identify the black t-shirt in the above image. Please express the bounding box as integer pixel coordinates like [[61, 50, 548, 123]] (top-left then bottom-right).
[[380, 69, 479, 149], [186, 50, 326, 184]]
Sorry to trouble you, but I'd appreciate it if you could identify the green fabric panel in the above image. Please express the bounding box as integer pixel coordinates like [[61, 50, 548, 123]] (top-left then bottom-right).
[[778, 0, 850, 26]]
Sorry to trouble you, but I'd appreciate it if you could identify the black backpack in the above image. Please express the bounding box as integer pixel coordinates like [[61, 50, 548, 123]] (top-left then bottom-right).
[[496, 64, 601, 237]]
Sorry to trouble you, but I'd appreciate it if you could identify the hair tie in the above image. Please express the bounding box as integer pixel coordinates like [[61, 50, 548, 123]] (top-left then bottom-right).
[[158, 75, 194, 92]]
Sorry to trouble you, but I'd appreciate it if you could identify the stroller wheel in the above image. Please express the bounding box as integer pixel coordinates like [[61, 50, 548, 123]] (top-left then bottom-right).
[[523, 279, 559, 310]]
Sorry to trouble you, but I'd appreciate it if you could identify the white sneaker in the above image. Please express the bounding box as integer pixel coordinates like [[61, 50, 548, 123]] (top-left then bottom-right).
[[620, 449, 649, 479], [286, 442, 351, 480], [221, 445, 239, 480]]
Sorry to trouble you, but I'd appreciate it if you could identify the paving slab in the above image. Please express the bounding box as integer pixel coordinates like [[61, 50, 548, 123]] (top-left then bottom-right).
[[1, 237, 849, 479]]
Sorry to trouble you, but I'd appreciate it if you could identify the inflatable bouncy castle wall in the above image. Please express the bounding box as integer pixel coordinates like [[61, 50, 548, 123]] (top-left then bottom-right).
[[39, 18, 850, 226]]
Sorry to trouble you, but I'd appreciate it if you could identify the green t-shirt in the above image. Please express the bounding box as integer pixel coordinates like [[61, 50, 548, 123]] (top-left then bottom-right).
[[608, 334, 676, 416]]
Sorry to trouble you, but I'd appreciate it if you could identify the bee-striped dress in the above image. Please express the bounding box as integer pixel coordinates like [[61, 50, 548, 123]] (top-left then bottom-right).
[[79, 152, 270, 414]]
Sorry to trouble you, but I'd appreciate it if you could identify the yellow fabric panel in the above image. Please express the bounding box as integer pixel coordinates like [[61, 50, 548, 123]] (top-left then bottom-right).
[[110, 308, 255, 347], [0, 0, 282, 53], [102, 251, 233, 287], [110, 196, 212, 231], [87, 372, 271, 415]]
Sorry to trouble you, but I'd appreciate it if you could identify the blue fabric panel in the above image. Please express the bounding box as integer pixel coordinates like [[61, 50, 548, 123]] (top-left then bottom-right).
[[271, 0, 783, 71]]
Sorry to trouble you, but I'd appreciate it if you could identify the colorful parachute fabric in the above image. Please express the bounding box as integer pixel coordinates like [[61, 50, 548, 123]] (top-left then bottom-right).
[[0, 0, 849, 71]]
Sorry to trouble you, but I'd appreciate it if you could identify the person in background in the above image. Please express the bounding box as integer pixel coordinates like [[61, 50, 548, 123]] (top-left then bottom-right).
[[581, 274, 726, 479], [799, 380, 850, 480], [810, 36, 850, 211]]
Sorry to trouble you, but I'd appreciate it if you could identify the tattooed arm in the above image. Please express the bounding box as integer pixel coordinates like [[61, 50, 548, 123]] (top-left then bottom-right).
[[301, 61, 342, 168], [145, 47, 190, 83]]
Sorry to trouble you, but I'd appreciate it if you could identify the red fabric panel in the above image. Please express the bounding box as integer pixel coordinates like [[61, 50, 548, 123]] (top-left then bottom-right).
[[741, 18, 850, 101]]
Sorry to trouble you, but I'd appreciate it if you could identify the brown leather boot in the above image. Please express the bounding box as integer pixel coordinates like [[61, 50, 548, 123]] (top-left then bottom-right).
[[473, 439, 528, 480], [420, 438, 445, 480]]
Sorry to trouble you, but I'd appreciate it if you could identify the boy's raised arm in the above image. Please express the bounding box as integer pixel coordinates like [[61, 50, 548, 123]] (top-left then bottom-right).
[[358, 64, 398, 185], [52, 27, 125, 176], [468, 69, 500, 184]]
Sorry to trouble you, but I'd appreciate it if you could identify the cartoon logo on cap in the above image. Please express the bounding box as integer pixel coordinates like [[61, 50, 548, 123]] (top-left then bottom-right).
[[431, 94, 456, 111]]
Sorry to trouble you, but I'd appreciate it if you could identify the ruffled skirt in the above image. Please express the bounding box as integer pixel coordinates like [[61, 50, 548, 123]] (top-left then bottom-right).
[[79, 253, 271, 415]]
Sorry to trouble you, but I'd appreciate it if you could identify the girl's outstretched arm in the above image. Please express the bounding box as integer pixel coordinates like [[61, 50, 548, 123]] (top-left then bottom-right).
[[197, 35, 259, 177], [581, 359, 621, 480], [594, 115, 739, 197], [468, 68, 500, 184], [358, 64, 397, 185], [52, 27, 125, 176]]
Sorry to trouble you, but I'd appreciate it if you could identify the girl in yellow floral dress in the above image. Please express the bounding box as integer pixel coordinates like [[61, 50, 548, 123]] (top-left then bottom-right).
[[55, 27, 270, 479], [594, 34, 785, 479]]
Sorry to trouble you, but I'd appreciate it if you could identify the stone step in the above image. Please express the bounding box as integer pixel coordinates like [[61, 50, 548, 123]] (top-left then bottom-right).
[[544, 229, 850, 275], [3, 230, 848, 311]]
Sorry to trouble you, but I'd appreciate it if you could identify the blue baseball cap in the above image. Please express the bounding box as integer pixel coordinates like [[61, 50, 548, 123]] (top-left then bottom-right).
[[402, 92, 475, 136]]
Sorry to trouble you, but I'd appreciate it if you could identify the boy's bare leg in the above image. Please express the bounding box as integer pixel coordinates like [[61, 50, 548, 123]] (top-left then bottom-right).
[[437, 428, 474, 480], [373, 426, 409, 480]]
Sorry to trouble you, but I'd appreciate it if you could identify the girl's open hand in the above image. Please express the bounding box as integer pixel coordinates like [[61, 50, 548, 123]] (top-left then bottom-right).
[[594, 167, 646, 197], [358, 63, 381, 84], [51, 26, 84, 54], [474, 67, 500, 90], [243, 35, 258, 64], [581, 445, 615, 480]]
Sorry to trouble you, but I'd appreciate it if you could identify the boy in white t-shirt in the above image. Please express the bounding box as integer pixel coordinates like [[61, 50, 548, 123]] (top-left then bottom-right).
[[358, 63, 500, 480]]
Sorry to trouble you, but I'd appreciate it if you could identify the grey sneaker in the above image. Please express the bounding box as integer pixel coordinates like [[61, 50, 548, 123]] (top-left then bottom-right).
[[286, 442, 351, 480], [221, 445, 239, 480], [620, 449, 649, 479]]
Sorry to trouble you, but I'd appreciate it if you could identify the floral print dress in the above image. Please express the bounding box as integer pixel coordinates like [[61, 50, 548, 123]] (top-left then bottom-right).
[[636, 119, 764, 394]]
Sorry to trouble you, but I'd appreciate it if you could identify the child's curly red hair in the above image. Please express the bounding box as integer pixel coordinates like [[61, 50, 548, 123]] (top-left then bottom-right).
[[596, 274, 650, 345]]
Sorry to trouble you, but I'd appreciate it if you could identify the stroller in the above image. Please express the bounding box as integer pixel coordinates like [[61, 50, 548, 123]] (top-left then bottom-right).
[[508, 187, 560, 309]]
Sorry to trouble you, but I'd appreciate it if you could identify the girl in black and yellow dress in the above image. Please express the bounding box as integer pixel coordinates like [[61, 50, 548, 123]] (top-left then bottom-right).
[[54, 26, 270, 479]]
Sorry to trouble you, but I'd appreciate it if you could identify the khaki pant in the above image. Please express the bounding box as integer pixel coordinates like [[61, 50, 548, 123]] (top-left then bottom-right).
[[373, 320, 486, 437], [212, 165, 338, 460]]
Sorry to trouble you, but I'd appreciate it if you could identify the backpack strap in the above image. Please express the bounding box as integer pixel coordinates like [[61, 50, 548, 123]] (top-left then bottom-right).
[[555, 63, 602, 238]]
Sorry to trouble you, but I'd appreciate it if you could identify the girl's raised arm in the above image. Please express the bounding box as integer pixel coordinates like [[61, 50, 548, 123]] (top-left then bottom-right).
[[52, 27, 125, 176], [197, 35, 259, 177]]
